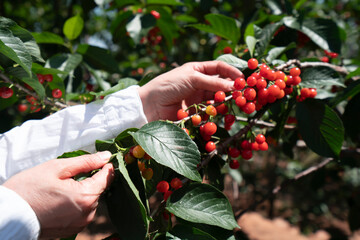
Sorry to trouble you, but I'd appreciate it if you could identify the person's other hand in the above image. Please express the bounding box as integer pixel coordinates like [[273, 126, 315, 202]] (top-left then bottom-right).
[[3, 151, 114, 239], [137, 61, 244, 121]]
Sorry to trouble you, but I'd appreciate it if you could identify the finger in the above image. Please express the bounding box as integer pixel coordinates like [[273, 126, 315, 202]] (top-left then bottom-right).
[[59, 151, 112, 179], [192, 71, 236, 93], [81, 163, 115, 194], [193, 61, 244, 80]]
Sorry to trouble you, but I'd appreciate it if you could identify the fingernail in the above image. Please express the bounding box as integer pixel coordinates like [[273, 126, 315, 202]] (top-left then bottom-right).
[[97, 151, 112, 161], [225, 80, 235, 91]]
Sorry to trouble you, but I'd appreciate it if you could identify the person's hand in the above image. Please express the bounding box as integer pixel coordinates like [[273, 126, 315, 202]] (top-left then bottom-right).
[[3, 151, 114, 239], [137, 61, 244, 122]]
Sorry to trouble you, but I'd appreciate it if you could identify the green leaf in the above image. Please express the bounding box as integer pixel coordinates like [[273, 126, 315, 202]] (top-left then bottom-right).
[[0, 28, 32, 77], [342, 93, 360, 143], [130, 121, 202, 182], [216, 54, 248, 71], [189, 14, 240, 43], [245, 36, 256, 58], [156, 7, 179, 49], [346, 67, 360, 79], [92, 77, 138, 97], [175, 14, 198, 23], [145, 159, 164, 198], [166, 183, 239, 230], [265, 42, 296, 63], [77, 44, 119, 73], [330, 80, 360, 107], [296, 99, 344, 158], [22, 76, 46, 99], [32, 32, 64, 45], [178, 221, 236, 240], [147, 0, 184, 5], [138, 72, 156, 86], [294, 0, 307, 9], [283, 17, 341, 53], [115, 128, 139, 147], [32, 63, 67, 75], [166, 224, 217, 240], [106, 153, 149, 240], [95, 139, 118, 154], [63, 15, 84, 40], [244, 23, 254, 40], [114, 0, 137, 8], [46, 53, 83, 80], [300, 66, 344, 88], [57, 150, 90, 159], [255, 22, 282, 57]]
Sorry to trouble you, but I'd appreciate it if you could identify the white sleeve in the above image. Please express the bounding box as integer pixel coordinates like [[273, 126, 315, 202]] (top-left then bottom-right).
[[0, 85, 148, 184], [0, 186, 40, 240]]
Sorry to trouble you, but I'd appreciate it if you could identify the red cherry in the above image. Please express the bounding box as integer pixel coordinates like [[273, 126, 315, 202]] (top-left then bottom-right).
[[247, 58, 258, 70], [285, 75, 293, 85], [321, 56, 329, 63], [246, 76, 257, 87], [234, 77, 246, 90], [284, 87, 293, 95], [205, 141, 216, 152], [240, 140, 252, 150], [308, 88, 317, 98], [216, 103, 228, 115], [292, 76, 301, 85], [277, 90, 285, 99], [330, 52, 338, 58], [300, 88, 310, 98], [232, 90, 242, 99], [255, 134, 266, 144], [275, 71, 285, 80], [259, 142, 269, 151], [251, 142, 260, 151], [268, 85, 281, 97], [241, 150, 253, 160], [44, 74, 53, 82], [150, 10, 161, 19], [229, 159, 240, 169], [170, 178, 183, 190], [275, 79, 286, 90], [267, 70, 276, 81], [244, 88, 256, 101], [242, 102, 255, 114], [164, 190, 173, 201], [256, 78, 267, 89], [251, 72, 261, 79], [156, 181, 169, 193], [203, 122, 217, 136], [257, 88, 269, 100], [52, 88, 62, 98], [17, 104, 28, 112], [224, 114, 236, 125], [228, 147, 240, 158], [290, 67, 301, 76], [235, 96, 246, 107], [177, 109, 188, 120], [223, 46, 233, 54], [37, 74, 45, 84], [191, 114, 202, 126], [214, 91, 226, 102], [0, 87, 13, 99]]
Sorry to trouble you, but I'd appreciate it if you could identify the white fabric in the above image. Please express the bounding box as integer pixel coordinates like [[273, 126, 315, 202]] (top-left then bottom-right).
[[0, 186, 40, 240], [0, 85, 148, 239]]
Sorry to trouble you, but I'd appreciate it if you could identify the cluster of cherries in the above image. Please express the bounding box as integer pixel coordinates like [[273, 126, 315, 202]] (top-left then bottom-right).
[[124, 145, 154, 181], [176, 58, 318, 170], [156, 178, 183, 202], [0, 86, 13, 99], [36, 74, 62, 99]]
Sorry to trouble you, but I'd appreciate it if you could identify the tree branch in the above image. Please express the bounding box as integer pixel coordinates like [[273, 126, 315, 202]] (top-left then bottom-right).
[[0, 72, 68, 109]]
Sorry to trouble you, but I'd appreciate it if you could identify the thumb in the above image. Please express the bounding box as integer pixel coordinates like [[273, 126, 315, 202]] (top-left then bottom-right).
[[81, 163, 115, 194], [59, 151, 112, 179]]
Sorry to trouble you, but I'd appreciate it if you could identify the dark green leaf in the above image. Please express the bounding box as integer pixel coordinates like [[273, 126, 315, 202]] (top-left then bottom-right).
[[22, 76, 46, 99], [57, 150, 90, 158], [166, 183, 239, 230], [63, 15, 84, 40], [106, 154, 149, 240], [296, 99, 344, 158], [178, 221, 236, 240], [330, 80, 360, 107], [216, 54, 248, 71], [115, 128, 138, 147], [32, 32, 64, 45], [0, 28, 32, 76], [95, 139, 118, 154], [166, 224, 217, 240], [342, 93, 360, 144], [77, 44, 119, 73], [255, 22, 282, 57], [283, 17, 341, 53], [346, 67, 360, 79], [138, 72, 156, 86], [300, 66, 344, 88], [175, 15, 198, 23], [114, 0, 138, 8], [265, 42, 296, 63], [189, 14, 240, 43], [145, 159, 164, 198], [130, 121, 202, 182], [32, 63, 67, 75], [156, 7, 179, 48], [46, 53, 83, 80]]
